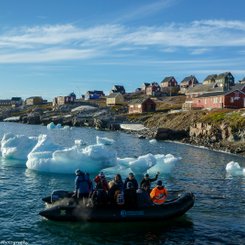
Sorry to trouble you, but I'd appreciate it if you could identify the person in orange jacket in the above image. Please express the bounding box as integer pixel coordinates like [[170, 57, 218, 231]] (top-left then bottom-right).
[[150, 180, 168, 205]]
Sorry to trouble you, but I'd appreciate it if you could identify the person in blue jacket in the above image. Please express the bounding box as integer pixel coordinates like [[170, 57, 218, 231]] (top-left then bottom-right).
[[73, 169, 91, 199]]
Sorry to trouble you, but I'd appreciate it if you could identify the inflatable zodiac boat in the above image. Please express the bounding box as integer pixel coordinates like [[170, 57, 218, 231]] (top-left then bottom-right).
[[39, 191, 195, 222]]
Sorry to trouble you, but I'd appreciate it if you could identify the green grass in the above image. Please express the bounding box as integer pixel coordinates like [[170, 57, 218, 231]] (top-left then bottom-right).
[[200, 110, 245, 129]]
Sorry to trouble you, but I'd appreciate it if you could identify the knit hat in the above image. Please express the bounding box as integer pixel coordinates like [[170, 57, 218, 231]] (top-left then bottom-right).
[[157, 180, 163, 186]]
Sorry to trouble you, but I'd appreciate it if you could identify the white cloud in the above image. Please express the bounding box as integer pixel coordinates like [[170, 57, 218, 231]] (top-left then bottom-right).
[[0, 48, 99, 63], [1, 19, 245, 63], [190, 48, 211, 55]]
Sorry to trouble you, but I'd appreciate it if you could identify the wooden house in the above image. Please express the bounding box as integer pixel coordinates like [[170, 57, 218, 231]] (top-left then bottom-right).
[[85, 90, 105, 100], [111, 85, 126, 94], [189, 84, 245, 109], [141, 83, 150, 92], [160, 76, 179, 95], [214, 72, 234, 90], [106, 93, 124, 106], [179, 75, 199, 94], [128, 98, 156, 114], [25, 96, 44, 106], [53, 93, 76, 107], [145, 82, 161, 96], [203, 74, 217, 85]]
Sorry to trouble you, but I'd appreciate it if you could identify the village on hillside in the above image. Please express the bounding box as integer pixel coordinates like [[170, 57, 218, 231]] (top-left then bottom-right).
[[1, 72, 245, 114]]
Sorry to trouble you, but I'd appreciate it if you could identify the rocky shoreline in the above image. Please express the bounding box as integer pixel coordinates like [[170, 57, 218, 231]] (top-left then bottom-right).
[[1, 105, 245, 156]]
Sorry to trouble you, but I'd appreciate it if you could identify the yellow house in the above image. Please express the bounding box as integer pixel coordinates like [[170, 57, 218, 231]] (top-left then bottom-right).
[[25, 96, 43, 106], [106, 93, 124, 106]]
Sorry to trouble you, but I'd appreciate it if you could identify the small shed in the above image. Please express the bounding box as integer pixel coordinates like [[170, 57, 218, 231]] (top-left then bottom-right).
[[106, 93, 124, 106], [128, 98, 156, 114]]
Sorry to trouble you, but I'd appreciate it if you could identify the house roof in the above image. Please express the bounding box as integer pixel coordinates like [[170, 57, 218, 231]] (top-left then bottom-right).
[[216, 72, 233, 80], [186, 84, 224, 94], [161, 76, 175, 84], [87, 90, 104, 95], [107, 93, 123, 98], [203, 74, 217, 82], [26, 96, 43, 100], [196, 92, 225, 98], [181, 75, 198, 84], [128, 97, 154, 105]]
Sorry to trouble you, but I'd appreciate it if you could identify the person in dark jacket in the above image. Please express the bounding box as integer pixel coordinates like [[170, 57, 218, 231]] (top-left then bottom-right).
[[140, 172, 160, 192], [123, 172, 138, 190], [108, 174, 124, 205], [137, 183, 153, 208], [124, 182, 138, 208]]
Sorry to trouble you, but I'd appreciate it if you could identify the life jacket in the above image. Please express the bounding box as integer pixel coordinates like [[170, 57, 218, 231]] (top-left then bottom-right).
[[150, 186, 168, 205]]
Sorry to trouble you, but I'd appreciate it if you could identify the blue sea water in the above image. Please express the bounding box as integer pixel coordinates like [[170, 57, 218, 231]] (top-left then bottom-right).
[[0, 122, 244, 245]]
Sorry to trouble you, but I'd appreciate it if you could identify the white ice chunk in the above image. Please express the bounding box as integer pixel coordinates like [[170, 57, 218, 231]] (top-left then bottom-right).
[[226, 161, 245, 176], [1, 133, 37, 160]]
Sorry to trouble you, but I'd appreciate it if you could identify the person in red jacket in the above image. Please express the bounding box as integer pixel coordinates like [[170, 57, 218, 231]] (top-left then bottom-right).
[[94, 172, 109, 191], [150, 180, 168, 205]]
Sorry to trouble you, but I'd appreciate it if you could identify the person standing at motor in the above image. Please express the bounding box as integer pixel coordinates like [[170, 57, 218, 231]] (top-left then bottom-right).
[[73, 169, 90, 199]]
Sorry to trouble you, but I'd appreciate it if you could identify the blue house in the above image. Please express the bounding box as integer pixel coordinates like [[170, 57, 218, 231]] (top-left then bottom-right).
[[85, 90, 105, 100]]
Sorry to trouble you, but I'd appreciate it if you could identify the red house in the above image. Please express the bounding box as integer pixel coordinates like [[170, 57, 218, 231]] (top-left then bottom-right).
[[128, 98, 156, 114], [191, 85, 245, 109]]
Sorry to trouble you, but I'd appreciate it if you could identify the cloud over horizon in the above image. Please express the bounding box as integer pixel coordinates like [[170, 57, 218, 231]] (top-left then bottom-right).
[[0, 19, 245, 64]]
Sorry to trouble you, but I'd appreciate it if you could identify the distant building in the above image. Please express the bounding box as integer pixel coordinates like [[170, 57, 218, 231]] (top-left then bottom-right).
[[128, 98, 156, 114], [111, 85, 126, 94], [85, 90, 105, 100], [106, 93, 124, 106], [240, 77, 245, 84], [0, 97, 23, 107], [203, 74, 217, 85], [214, 72, 234, 90], [141, 83, 150, 92], [53, 93, 76, 107], [179, 75, 199, 94], [183, 72, 236, 109], [184, 84, 245, 110], [25, 96, 44, 106], [160, 76, 179, 95], [145, 82, 161, 96]]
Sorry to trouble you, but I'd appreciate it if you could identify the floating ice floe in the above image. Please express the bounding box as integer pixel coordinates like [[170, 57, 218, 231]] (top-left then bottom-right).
[[149, 139, 157, 144], [47, 122, 71, 130], [26, 135, 117, 174], [0, 132, 180, 175], [226, 161, 245, 176], [0, 133, 37, 161]]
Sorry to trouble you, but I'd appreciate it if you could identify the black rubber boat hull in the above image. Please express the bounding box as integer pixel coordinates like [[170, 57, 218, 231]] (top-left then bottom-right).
[[39, 192, 195, 222]]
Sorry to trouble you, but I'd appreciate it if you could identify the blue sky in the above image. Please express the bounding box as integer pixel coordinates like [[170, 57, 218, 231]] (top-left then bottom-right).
[[1, 0, 245, 100]]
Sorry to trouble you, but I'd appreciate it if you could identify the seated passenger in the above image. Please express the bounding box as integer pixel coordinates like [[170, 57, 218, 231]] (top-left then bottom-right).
[[123, 173, 138, 190], [137, 183, 153, 208], [150, 180, 168, 205], [92, 172, 109, 206], [94, 172, 109, 191], [114, 174, 124, 191], [124, 182, 138, 209]]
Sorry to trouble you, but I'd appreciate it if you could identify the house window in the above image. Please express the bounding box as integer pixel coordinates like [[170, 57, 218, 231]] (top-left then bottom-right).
[[230, 97, 234, 103], [138, 105, 142, 108], [204, 99, 207, 104], [214, 97, 218, 103]]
